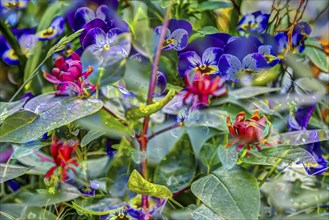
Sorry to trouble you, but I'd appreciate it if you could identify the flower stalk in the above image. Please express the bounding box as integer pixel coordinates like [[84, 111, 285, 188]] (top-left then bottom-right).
[[138, 3, 172, 214]]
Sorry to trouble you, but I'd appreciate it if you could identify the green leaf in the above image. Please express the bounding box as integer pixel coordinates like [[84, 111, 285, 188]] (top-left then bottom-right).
[[268, 129, 329, 146], [198, 0, 232, 11], [81, 130, 105, 147], [105, 137, 134, 195], [12, 141, 51, 159], [0, 110, 38, 138], [126, 90, 176, 120], [305, 38, 328, 72], [230, 87, 280, 99], [0, 97, 103, 143], [24, 1, 68, 82], [218, 143, 239, 169], [0, 97, 28, 124], [123, 2, 154, 59], [17, 183, 80, 206], [154, 132, 196, 192], [190, 204, 224, 220], [77, 109, 132, 140], [191, 166, 260, 220], [240, 145, 317, 165], [87, 156, 110, 179], [0, 204, 57, 220], [195, 26, 219, 35], [0, 164, 33, 183], [200, 143, 220, 167], [127, 169, 172, 198]]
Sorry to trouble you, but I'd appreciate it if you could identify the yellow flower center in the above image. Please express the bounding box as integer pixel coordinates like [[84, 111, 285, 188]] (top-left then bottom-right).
[[103, 44, 110, 51]]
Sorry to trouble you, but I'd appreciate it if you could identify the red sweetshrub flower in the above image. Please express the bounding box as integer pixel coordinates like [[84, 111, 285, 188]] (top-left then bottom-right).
[[226, 110, 272, 154], [45, 136, 79, 182], [179, 72, 228, 108], [43, 52, 95, 96]]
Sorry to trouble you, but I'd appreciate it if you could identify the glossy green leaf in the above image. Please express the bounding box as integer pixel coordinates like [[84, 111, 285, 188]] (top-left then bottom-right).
[[81, 130, 105, 147], [18, 183, 80, 207], [106, 137, 135, 195], [123, 1, 154, 59], [198, 0, 232, 11], [230, 87, 280, 99], [127, 169, 172, 198], [126, 90, 176, 120], [154, 132, 196, 192], [12, 141, 50, 159], [218, 144, 239, 169], [268, 129, 329, 146], [0, 164, 33, 183], [0, 111, 38, 138], [87, 156, 110, 179], [305, 38, 328, 72], [77, 109, 132, 140], [240, 145, 317, 165], [190, 204, 224, 220], [0, 204, 57, 220], [191, 166, 260, 219], [200, 143, 220, 167], [0, 98, 103, 143], [0, 97, 28, 124]]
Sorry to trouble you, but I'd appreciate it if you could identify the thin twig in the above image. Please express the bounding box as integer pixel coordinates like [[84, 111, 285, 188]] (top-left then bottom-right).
[[147, 122, 183, 141], [102, 106, 128, 126], [138, 3, 172, 214]]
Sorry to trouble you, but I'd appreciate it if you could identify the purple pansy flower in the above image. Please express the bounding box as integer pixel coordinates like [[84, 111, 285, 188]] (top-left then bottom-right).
[[0, 28, 37, 65], [288, 105, 327, 175], [154, 19, 192, 51], [218, 36, 280, 82], [177, 35, 228, 77], [0, 0, 30, 26], [238, 11, 269, 33], [66, 0, 118, 31], [263, 22, 312, 55], [80, 18, 131, 69], [70, 3, 128, 33], [37, 16, 65, 41], [80, 180, 100, 197]]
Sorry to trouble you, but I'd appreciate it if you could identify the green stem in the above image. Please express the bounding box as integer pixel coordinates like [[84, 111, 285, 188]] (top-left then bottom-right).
[[9, 58, 47, 102]]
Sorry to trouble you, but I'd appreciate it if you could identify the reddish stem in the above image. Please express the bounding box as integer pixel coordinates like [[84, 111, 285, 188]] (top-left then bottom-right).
[[138, 5, 172, 214]]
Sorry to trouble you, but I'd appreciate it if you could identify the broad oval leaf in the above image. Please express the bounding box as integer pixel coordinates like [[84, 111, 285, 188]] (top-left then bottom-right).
[[268, 129, 329, 146], [0, 164, 33, 183], [0, 204, 57, 220], [218, 144, 239, 169], [81, 130, 105, 147], [24, 93, 70, 114], [240, 145, 317, 165], [191, 166, 260, 220], [12, 140, 51, 159], [0, 97, 28, 124], [200, 143, 220, 167], [0, 98, 103, 143], [305, 38, 328, 72], [230, 87, 280, 99], [18, 183, 80, 206], [0, 110, 38, 138], [127, 169, 172, 198], [153, 132, 196, 193], [190, 204, 224, 220]]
